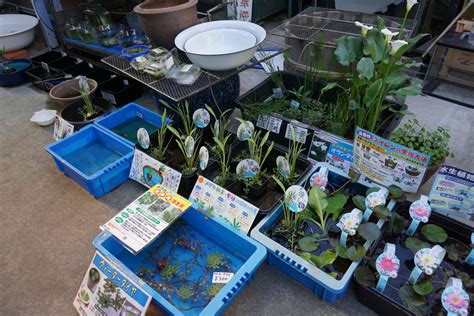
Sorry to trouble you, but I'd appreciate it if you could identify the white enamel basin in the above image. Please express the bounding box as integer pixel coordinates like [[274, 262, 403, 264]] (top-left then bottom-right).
[[0, 14, 39, 52]]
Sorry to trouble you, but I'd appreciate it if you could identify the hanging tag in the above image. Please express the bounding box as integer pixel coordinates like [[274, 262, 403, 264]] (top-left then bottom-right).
[[406, 195, 432, 236], [237, 121, 254, 141], [284, 185, 308, 213], [192, 108, 211, 129], [363, 187, 389, 222], [276, 156, 290, 180], [212, 272, 235, 284], [137, 128, 150, 149], [236, 159, 260, 179], [442, 278, 470, 316], [337, 208, 363, 247], [184, 136, 195, 158], [409, 245, 446, 284], [199, 146, 209, 171], [310, 165, 329, 190], [375, 243, 400, 292]]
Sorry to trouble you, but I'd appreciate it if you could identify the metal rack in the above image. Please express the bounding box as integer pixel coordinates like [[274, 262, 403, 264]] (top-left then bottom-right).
[[101, 39, 290, 102]]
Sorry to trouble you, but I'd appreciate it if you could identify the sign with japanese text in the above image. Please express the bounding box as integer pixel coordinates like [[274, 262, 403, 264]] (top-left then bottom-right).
[[353, 128, 430, 193], [307, 129, 354, 175], [256, 114, 282, 134], [236, 0, 253, 21], [102, 184, 192, 254], [73, 251, 151, 316], [53, 116, 74, 140], [189, 176, 259, 234], [429, 165, 474, 226]]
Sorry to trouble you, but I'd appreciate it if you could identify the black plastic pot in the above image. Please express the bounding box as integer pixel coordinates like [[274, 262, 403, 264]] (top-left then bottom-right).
[[178, 170, 198, 198], [31, 51, 63, 66], [235, 71, 407, 154], [354, 201, 474, 315], [26, 66, 65, 92], [100, 76, 143, 107], [60, 97, 112, 130]]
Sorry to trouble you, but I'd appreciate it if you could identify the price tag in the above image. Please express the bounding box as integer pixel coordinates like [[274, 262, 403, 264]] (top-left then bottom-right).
[[41, 62, 50, 73], [256, 114, 282, 134], [212, 272, 234, 284], [285, 123, 307, 144]]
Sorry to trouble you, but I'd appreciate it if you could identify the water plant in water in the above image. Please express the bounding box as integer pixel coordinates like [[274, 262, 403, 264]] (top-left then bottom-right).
[[206, 105, 233, 186], [150, 108, 172, 161], [206, 253, 225, 269], [0, 46, 15, 74]]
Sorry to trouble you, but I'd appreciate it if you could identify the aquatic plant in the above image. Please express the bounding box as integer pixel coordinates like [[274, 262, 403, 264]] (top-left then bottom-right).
[[177, 285, 194, 300], [205, 253, 225, 269], [161, 263, 179, 281]]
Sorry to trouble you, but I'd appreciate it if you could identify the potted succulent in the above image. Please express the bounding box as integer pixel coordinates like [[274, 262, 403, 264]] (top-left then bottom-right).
[[60, 76, 111, 130], [390, 118, 455, 185]]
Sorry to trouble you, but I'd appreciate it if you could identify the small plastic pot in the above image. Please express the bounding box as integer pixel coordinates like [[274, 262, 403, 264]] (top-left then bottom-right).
[[178, 169, 198, 198], [60, 97, 111, 130], [49, 78, 98, 107]]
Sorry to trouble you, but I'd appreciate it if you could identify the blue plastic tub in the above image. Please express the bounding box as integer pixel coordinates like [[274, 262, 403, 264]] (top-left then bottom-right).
[[0, 59, 32, 86], [251, 164, 395, 303], [95, 102, 170, 146], [45, 125, 134, 198], [94, 207, 267, 315]]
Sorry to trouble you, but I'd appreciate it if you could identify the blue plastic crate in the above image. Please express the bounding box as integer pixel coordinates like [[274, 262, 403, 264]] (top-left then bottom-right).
[[250, 164, 396, 303], [95, 102, 170, 146], [45, 125, 134, 198], [93, 207, 267, 315]]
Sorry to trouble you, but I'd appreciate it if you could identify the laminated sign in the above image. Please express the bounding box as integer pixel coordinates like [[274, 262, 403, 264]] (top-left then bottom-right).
[[73, 251, 151, 316], [236, 0, 252, 21], [353, 128, 430, 193]]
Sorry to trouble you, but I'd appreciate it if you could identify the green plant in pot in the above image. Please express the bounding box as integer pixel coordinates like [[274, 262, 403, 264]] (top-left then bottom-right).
[[274, 126, 305, 186], [150, 108, 172, 161]]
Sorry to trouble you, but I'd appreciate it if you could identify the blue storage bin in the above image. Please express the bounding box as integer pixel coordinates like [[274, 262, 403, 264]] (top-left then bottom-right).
[[45, 125, 134, 198], [95, 102, 170, 146], [250, 164, 395, 303], [94, 207, 267, 315]]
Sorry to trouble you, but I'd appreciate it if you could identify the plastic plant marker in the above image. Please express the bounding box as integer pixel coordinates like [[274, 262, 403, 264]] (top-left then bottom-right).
[[193, 108, 210, 129], [337, 208, 363, 247], [199, 146, 209, 171], [441, 278, 470, 316], [137, 127, 150, 150], [375, 243, 400, 293], [406, 195, 431, 236], [310, 165, 329, 191], [276, 156, 290, 180], [466, 233, 474, 265], [363, 187, 389, 222], [236, 120, 254, 141], [409, 245, 446, 284], [284, 185, 308, 213], [184, 136, 195, 158], [236, 159, 260, 179]]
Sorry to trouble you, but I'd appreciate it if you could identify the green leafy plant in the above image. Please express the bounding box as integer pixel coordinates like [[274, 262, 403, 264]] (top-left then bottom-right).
[[390, 118, 455, 166], [150, 108, 172, 161], [177, 285, 194, 300], [276, 125, 305, 185], [161, 263, 179, 281], [352, 185, 405, 221], [205, 253, 225, 269], [78, 76, 97, 120]]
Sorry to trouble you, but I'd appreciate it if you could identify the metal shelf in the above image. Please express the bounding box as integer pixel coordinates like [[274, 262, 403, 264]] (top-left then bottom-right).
[[101, 39, 290, 102]]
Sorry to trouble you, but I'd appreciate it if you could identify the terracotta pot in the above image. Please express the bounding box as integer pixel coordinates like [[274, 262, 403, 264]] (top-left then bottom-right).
[[49, 78, 98, 107], [134, 0, 198, 49]]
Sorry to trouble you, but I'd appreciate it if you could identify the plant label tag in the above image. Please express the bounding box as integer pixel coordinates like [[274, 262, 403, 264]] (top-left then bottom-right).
[[101, 91, 117, 105], [212, 272, 234, 284], [76, 58, 82, 63], [123, 79, 129, 86], [272, 88, 283, 98], [137, 128, 150, 150], [88, 63, 93, 68], [256, 114, 282, 134], [111, 74, 116, 78], [41, 62, 50, 73], [193, 108, 211, 128], [53, 116, 74, 141], [61, 52, 67, 57], [290, 100, 300, 109], [285, 123, 307, 144], [237, 121, 254, 141]]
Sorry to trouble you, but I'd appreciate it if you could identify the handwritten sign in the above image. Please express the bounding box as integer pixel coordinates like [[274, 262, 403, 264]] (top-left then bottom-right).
[[212, 272, 235, 284]]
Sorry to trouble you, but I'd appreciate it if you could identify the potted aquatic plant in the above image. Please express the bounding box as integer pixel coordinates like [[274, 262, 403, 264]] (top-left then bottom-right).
[[0, 46, 32, 86]]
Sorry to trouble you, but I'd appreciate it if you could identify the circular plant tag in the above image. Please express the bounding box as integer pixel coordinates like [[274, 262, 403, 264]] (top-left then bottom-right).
[[284, 185, 308, 213], [409, 199, 432, 223], [199, 146, 209, 171], [376, 244, 400, 279], [336, 209, 363, 235], [137, 128, 150, 149], [184, 136, 195, 158], [237, 121, 254, 141], [414, 246, 445, 275], [276, 156, 290, 180], [236, 159, 260, 179], [310, 170, 328, 188], [193, 108, 211, 129], [365, 189, 388, 209], [441, 278, 470, 316]]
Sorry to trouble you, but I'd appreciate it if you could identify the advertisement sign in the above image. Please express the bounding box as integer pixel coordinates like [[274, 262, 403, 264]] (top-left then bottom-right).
[[236, 0, 253, 21], [73, 252, 151, 316], [429, 165, 474, 225], [353, 128, 430, 193], [189, 176, 259, 234]]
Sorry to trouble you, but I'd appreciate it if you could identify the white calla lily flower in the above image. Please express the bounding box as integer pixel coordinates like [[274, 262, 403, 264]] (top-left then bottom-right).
[[355, 21, 374, 38], [390, 40, 408, 55], [382, 28, 399, 43], [407, 0, 418, 12]]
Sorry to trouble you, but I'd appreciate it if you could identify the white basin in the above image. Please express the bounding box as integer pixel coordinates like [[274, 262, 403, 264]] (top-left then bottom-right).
[[184, 29, 256, 55], [30, 109, 57, 126], [0, 14, 39, 52], [175, 21, 266, 71]]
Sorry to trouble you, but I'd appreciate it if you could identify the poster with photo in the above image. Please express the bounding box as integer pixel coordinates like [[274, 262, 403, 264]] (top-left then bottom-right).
[[429, 165, 474, 226], [129, 149, 182, 192], [353, 128, 430, 193], [73, 252, 151, 316], [236, 0, 253, 21]]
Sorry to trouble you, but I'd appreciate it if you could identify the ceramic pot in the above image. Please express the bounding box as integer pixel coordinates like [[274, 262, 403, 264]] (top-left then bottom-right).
[[60, 97, 111, 130], [49, 78, 98, 107], [134, 0, 198, 49]]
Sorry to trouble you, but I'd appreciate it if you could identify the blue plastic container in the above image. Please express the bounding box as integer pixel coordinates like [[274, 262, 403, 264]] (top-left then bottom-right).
[[45, 125, 134, 198], [94, 207, 267, 315], [94, 103, 170, 146], [121, 45, 148, 61], [0, 59, 32, 86], [250, 164, 395, 303]]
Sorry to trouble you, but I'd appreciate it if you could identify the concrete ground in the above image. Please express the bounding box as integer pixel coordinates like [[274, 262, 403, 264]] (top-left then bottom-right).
[[0, 68, 473, 315]]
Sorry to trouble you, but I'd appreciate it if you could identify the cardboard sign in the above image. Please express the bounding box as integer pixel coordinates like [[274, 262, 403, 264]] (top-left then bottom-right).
[[129, 149, 182, 192], [102, 184, 191, 254], [429, 165, 474, 225], [73, 251, 151, 316], [189, 176, 259, 234], [353, 128, 430, 193]]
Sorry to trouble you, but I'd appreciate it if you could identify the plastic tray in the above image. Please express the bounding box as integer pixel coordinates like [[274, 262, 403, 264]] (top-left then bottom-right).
[[48, 56, 81, 72], [31, 51, 64, 65], [45, 125, 134, 198], [250, 164, 393, 302], [99, 77, 143, 107], [93, 207, 267, 315], [65, 62, 97, 77], [94, 102, 169, 146], [26, 66, 65, 92]]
